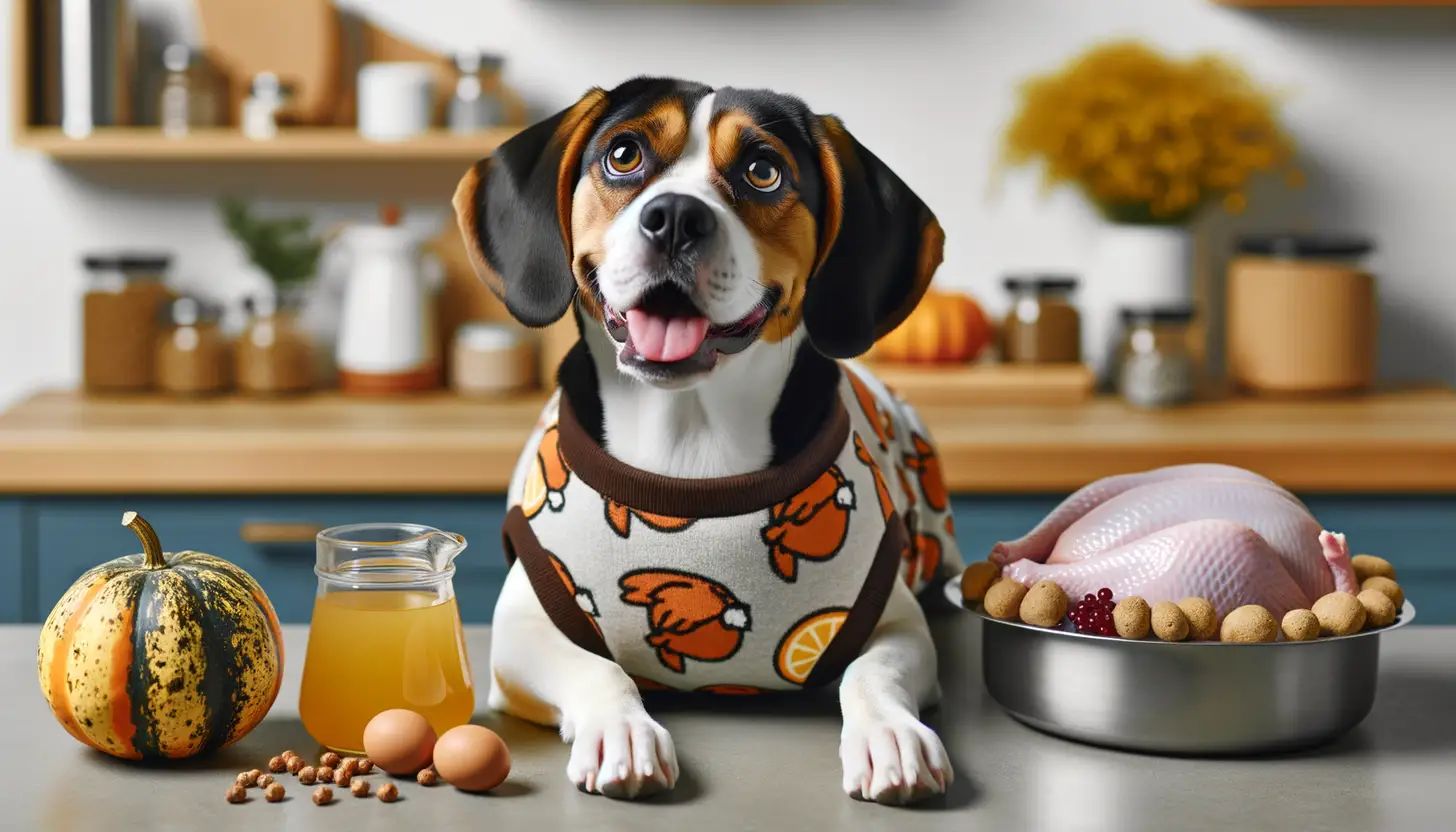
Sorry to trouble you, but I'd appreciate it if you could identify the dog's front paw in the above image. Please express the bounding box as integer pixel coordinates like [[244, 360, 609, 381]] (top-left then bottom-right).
[[563, 704, 679, 800], [840, 711, 952, 805]]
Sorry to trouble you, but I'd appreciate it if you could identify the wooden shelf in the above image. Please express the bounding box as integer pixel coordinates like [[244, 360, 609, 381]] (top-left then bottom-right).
[[1, 387, 1454, 495], [13, 126, 520, 163]]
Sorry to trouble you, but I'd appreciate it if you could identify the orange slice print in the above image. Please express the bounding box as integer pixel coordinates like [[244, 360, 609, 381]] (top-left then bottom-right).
[[944, 514, 956, 537], [604, 498, 696, 539], [761, 465, 856, 582], [775, 608, 849, 685]]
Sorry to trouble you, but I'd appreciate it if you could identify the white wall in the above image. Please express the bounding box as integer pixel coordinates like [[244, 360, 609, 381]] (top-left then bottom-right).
[[2, 0, 1454, 410]]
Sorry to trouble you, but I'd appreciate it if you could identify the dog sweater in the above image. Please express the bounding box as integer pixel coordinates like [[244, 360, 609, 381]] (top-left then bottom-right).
[[502, 361, 961, 694]]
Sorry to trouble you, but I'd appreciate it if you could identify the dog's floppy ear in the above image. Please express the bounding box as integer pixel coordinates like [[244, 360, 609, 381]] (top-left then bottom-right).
[[802, 116, 945, 359], [453, 89, 610, 327]]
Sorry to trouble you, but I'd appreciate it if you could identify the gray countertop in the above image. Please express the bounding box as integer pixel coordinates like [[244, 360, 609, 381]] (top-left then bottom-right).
[[11, 606, 1456, 831]]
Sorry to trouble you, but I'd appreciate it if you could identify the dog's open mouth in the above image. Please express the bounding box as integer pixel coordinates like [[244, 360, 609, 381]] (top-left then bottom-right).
[[599, 284, 778, 374]]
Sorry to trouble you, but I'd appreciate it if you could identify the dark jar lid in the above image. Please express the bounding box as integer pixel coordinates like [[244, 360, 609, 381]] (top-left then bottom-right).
[[1121, 305, 1196, 326], [1004, 275, 1078, 293], [1236, 233, 1374, 259], [82, 252, 173, 273]]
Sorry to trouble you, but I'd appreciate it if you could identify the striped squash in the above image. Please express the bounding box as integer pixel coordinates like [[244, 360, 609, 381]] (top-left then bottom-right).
[[37, 512, 284, 760]]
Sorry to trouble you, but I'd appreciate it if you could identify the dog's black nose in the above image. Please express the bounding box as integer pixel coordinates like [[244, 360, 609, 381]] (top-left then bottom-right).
[[639, 193, 717, 256]]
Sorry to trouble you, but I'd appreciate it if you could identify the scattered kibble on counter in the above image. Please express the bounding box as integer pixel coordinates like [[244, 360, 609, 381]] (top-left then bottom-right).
[[264, 783, 285, 803], [312, 786, 333, 806]]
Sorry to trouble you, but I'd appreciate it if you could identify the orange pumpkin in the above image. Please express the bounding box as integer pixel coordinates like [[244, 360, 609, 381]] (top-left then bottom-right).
[[871, 290, 992, 364]]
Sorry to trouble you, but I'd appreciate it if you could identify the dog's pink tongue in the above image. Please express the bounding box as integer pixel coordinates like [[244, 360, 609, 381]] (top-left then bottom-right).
[[625, 309, 710, 363]]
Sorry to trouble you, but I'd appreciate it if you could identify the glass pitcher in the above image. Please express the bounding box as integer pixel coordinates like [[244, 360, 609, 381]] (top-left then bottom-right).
[[299, 523, 474, 754]]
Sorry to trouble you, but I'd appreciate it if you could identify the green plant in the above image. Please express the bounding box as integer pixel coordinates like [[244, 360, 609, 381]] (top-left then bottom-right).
[[219, 198, 324, 287]]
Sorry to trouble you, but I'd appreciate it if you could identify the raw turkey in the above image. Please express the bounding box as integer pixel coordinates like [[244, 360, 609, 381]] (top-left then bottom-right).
[[992, 464, 1360, 620]]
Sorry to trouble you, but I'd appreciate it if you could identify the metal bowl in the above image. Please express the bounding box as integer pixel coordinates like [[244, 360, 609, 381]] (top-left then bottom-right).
[[946, 575, 1416, 756]]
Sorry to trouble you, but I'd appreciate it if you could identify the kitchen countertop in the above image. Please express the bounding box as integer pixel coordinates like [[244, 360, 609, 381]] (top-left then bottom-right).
[[1, 387, 1455, 495], [8, 606, 1455, 831]]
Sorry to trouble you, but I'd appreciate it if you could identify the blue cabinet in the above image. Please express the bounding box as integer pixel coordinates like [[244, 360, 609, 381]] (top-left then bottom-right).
[[11, 496, 509, 625], [3, 492, 1452, 625]]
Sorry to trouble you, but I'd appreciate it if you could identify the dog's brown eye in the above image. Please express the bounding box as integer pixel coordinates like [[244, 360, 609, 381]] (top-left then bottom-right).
[[744, 158, 782, 192], [605, 138, 643, 176]]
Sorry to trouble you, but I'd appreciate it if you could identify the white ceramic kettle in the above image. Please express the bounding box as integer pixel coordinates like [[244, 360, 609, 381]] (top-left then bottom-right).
[[333, 207, 444, 394]]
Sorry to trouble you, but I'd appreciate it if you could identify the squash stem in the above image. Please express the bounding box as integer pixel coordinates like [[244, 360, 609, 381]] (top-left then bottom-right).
[[122, 511, 167, 570]]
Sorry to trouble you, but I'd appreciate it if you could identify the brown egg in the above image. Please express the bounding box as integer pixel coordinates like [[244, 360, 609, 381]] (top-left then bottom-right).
[[362, 709, 436, 775], [432, 724, 511, 793]]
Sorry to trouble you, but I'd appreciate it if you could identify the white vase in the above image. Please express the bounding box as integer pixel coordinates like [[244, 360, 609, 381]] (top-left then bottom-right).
[[1085, 223, 1194, 380]]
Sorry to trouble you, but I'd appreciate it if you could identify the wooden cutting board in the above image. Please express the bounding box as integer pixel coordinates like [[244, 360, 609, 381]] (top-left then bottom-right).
[[196, 0, 341, 126], [865, 362, 1097, 406]]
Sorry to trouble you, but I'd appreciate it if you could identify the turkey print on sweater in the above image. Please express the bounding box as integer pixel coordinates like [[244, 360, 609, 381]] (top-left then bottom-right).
[[502, 361, 961, 694]]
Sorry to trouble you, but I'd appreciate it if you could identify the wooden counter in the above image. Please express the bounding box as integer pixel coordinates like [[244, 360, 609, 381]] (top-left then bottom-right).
[[0, 388, 1454, 495]]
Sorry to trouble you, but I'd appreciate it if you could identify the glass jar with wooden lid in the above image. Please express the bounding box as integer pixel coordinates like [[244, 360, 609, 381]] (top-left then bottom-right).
[[1227, 233, 1376, 395], [235, 292, 315, 396], [1001, 276, 1082, 363], [155, 296, 230, 396], [82, 253, 175, 393]]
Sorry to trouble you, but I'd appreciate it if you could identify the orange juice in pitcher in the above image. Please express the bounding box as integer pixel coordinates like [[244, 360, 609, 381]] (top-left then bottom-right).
[[299, 524, 475, 754]]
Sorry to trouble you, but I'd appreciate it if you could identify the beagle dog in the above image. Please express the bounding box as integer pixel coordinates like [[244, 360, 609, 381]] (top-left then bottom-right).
[[454, 77, 963, 805]]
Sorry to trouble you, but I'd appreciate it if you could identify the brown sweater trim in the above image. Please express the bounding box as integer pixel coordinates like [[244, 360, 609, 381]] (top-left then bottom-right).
[[501, 506, 614, 661], [802, 514, 909, 688], [555, 390, 852, 519]]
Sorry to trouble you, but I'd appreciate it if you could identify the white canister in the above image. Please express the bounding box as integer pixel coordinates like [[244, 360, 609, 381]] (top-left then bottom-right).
[[357, 62, 436, 142], [1086, 223, 1194, 380], [451, 323, 536, 396]]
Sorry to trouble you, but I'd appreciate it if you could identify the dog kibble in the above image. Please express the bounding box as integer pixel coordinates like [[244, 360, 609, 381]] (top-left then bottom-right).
[[960, 561, 1000, 604], [983, 578, 1028, 620], [297, 766, 317, 785], [1177, 597, 1219, 641], [282, 750, 298, 760], [417, 767, 439, 786], [357, 758, 374, 775], [287, 756, 306, 774], [333, 768, 351, 787], [1360, 576, 1404, 609], [1152, 601, 1190, 642], [312, 786, 333, 805], [1282, 609, 1320, 642], [226, 785, 248, 804], [235, 772, 253, 787], [267, 755, 287, 773], [1019, 580, 1068, 628], [340, 758, 359, 777], [246, 769, 263, 786], [1358, 589, 1398, 629], [321, 752, 342, 768], [265, 783, 285, 803], [1313, 591, 1366, 636], [377, 783, 399, 803], [317, 766, 334, 783], [256, 774, 275, 789], [1352, 554, 1396, 583], [351, 779, 371, 798], [1113, 596, 1152, 639]]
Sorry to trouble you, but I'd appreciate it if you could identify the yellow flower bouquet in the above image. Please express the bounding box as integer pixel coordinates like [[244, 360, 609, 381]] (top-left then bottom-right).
[[1000, 41, 1299, 225]]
